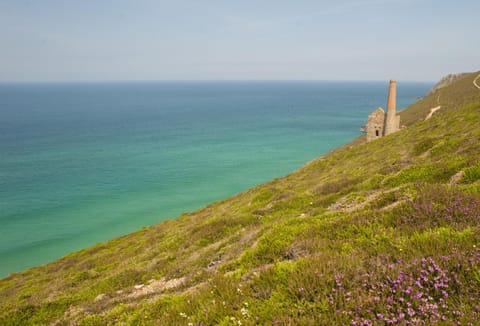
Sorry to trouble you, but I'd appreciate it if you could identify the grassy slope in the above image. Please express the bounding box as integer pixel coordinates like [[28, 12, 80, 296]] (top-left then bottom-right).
[[1, 72, 480, 325]]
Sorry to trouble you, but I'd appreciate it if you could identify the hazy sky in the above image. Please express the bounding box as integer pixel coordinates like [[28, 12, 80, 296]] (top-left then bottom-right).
[[0, 0, 478, 82]]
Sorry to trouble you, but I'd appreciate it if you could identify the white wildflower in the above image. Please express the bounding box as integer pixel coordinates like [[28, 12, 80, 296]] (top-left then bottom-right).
[[241, 307, 250, 318]]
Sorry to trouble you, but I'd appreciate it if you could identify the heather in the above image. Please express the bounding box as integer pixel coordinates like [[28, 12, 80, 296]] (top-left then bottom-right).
[[1, 72, 479, 325], [395, 185, 480, 231]]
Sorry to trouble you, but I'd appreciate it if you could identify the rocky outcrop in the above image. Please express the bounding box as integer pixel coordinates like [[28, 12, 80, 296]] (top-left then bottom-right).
[[428, 73, 469, 95], [128, 277, 187, 299]]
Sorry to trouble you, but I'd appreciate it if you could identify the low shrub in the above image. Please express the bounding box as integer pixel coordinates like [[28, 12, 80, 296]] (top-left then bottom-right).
[[384, 164, 456, 187], [394, 184, 480, 231], [462, 164, 480, 184]]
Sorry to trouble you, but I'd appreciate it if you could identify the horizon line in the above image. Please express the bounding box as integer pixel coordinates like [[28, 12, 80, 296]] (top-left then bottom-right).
[[0, 78, 436, 84]]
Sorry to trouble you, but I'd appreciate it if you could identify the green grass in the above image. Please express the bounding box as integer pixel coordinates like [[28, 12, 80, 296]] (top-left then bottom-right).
[[1, 72, 480, 325]]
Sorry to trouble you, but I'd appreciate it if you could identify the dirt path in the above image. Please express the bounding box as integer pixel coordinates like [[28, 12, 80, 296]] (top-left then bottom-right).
[[474, 74, 480, 90], [425, 106, 441, 120]]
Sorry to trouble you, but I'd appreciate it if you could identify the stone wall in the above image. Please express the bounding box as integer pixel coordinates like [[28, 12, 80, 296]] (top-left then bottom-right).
[[366, 108, 385, 142]]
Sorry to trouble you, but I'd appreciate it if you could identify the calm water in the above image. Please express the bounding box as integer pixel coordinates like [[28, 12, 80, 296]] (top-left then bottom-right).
[[0, 81, 431, 277]]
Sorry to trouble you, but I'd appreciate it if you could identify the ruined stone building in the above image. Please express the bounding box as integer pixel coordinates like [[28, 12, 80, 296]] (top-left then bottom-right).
[[365, 80, 400, 142]]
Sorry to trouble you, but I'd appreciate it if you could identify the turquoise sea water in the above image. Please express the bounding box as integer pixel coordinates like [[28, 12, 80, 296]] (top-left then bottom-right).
[[0, 81, 432, 277]]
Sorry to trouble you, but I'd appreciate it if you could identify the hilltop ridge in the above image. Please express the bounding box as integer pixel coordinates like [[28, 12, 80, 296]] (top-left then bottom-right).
[[1, 72, 480, 325], [427, 73, 470, 95]]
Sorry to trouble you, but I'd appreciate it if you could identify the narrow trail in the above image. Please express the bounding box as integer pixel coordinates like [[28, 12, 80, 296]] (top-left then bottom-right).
[[425, 106, 441, 120], [474, 74, 480, 90]]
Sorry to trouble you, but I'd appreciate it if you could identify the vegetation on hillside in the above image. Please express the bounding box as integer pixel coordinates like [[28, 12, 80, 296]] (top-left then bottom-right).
[[1, 72, 479, 325]]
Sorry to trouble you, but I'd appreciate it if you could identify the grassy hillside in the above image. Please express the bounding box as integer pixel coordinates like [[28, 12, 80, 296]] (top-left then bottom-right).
[[1, 72, 480, 325], [400, 71, 480, 126]]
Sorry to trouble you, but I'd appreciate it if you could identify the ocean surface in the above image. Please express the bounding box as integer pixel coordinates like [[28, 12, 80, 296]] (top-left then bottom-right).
[[0, 81, 432, 277]]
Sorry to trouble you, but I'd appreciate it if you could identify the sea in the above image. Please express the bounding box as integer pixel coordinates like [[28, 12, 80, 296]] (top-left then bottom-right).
[[0, 81, 432, 277]]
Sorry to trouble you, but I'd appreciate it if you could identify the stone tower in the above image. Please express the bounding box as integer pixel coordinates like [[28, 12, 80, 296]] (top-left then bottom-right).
[[364, 79, 401, 142], [383, 80, 400, 136]]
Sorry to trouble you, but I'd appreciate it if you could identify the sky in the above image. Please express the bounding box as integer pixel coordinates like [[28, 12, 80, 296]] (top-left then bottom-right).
[[0, 0, 478, 82]]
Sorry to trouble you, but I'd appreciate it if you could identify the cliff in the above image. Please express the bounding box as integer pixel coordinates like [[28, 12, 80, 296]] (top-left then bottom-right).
[[1, 72, 480, 325], [427, 72, 470, 95]]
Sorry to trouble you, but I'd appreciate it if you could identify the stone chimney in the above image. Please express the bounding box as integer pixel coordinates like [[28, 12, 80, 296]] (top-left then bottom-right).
[[383, 80, 397, 136]]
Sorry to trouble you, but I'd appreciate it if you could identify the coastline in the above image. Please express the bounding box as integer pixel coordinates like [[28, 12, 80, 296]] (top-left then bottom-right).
[[0, 81, 432, 278]]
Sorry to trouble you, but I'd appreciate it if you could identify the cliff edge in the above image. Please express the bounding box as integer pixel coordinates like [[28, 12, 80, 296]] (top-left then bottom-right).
[[427, 72, 470, 95]]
